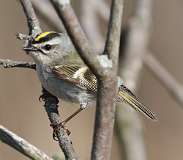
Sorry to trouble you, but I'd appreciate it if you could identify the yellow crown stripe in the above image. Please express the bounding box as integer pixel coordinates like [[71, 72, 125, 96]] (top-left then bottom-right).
[[35, 31, 53, 42]]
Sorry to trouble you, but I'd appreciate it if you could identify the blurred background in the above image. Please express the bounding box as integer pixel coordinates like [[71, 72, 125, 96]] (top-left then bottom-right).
[[0, 0, 183, 160]]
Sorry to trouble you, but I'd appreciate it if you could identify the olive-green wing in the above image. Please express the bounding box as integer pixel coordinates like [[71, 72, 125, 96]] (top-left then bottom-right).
[[52, 64, 97, 92]]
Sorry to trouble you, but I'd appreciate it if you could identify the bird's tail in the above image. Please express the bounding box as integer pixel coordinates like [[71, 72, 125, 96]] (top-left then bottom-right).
[[117, 85, 157, 121]]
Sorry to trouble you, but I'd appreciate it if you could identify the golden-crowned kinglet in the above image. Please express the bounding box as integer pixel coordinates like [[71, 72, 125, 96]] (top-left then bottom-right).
[[23, 31, 157, 122]]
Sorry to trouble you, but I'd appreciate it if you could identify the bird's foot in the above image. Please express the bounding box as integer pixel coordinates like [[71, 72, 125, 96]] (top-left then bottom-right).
[[50, 122, 71, 141], [39, 93, 49, 102]]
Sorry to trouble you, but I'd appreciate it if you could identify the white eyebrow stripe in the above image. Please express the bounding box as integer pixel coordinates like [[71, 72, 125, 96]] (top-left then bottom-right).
[[45, 37, 61, 45]]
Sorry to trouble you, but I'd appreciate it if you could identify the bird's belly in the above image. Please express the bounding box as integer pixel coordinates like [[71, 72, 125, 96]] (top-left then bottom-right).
[[45, 77, 85, 102]]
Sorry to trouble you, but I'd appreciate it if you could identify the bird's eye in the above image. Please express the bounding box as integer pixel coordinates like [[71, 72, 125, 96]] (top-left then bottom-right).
[[44, 44, 52, 51]]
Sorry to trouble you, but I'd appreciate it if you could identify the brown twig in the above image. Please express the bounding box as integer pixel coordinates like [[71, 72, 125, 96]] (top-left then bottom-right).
[[0, 59, 36, 69], [0, 125, 53, 160], [104, 0, 124, 68], [91, 0, 123, 160], [41, 89, 78, 160]]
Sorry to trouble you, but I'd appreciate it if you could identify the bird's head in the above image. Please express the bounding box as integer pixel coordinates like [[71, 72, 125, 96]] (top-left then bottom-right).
[[24, 31, 75, 65]]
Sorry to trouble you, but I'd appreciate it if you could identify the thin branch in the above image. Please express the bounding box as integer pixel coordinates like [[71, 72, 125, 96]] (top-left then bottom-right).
[[104, 0, 124, 69], [0, 59, 36, 69], [144, 53, 183, 108], [50, 0, 106, 77], [0, 125, 53, 160], [91, 0, 124, 160], [19, 0, 42, 35], [41, 89, 78, 160]]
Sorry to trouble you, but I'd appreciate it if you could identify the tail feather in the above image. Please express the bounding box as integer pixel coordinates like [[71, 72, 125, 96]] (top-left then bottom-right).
[[118, 85, 157, 121]]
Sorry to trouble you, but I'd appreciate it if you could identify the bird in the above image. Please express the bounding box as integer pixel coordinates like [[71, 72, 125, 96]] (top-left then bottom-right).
[[23, 31, 157, 124]]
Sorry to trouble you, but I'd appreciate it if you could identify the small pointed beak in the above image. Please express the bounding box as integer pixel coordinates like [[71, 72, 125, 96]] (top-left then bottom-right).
[[23, 47, 38, 52]]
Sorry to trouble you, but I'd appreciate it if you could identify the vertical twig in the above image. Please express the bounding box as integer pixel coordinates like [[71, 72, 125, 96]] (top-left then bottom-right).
[[91, 0, 124, 160], [116, 0, 152, 160], [104, 0, 124, 68]]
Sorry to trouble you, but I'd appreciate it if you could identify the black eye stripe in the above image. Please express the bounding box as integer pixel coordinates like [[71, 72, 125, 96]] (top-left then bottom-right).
[[32, 32, 60, 44]]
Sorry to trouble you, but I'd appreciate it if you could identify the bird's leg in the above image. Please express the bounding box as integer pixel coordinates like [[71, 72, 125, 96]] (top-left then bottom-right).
[[51, 106, 83, 138], [51, 102, 88, 139], [61, 101, 88, 126], [51, 105, 84, 139]]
